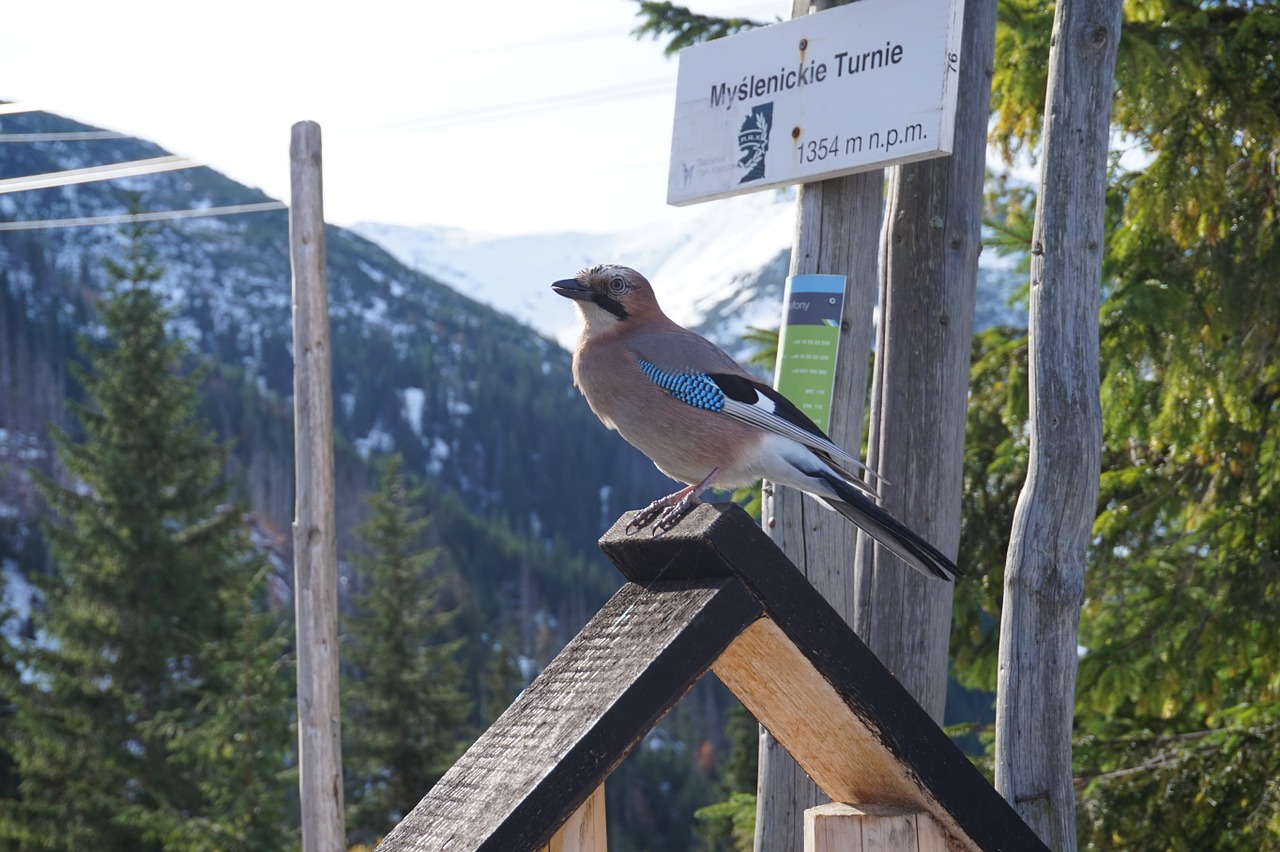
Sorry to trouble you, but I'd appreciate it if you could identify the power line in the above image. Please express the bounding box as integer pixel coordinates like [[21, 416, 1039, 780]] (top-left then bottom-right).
[[0, 16, 712, 207], [0, 200, 286, 231], [0, 155, 200, 194]]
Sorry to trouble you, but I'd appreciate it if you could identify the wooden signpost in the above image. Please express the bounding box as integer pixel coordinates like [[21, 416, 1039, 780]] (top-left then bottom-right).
[[665, 2, 969, 847], [374, 1, 1009, 848], [667, 0, 965, 206]]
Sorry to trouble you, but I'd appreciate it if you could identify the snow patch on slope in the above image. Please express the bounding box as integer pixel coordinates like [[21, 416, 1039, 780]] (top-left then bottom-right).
[[354, 186, 1026, 355], [353, 189, 797, 349]]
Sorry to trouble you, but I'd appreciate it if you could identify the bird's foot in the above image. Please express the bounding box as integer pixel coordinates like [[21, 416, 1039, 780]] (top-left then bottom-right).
[[627, 495, 675, 535], [651, 494, 700, 536], [626, 469, 722, 537], [627, 490, 698, 536]]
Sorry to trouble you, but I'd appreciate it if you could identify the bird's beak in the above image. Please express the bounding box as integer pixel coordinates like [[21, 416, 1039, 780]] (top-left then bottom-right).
[[551, 278, 593, 301]]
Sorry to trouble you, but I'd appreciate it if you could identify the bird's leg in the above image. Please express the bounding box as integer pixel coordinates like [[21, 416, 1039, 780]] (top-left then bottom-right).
[[626, 489, 691, 535], [627, 468, 722, 536], [651, 470, 719, 534]]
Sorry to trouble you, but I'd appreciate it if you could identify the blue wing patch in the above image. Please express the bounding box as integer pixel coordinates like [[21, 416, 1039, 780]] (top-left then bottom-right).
[[637, 360, 725, 412]]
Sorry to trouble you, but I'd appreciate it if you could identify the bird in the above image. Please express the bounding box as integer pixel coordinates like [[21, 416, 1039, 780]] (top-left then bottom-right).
[[551, 263, 960, 582]]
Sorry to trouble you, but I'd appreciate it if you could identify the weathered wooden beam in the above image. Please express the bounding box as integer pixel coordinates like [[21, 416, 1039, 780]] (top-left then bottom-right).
[[378, 578, 761, 851], [599, 503, 1047, 852], [857, 0, 999, 725], [766, 22, 887, 842]]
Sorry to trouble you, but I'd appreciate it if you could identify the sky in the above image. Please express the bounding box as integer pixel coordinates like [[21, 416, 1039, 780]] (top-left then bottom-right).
[[0, 0, 782, 237]]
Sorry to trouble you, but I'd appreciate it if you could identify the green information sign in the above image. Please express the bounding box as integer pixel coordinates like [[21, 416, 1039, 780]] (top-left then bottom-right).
[[773, 274, 846, 432]]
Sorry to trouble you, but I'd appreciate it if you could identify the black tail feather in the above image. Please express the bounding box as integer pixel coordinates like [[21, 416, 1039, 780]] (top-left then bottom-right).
[[816, 470, 961, 582]]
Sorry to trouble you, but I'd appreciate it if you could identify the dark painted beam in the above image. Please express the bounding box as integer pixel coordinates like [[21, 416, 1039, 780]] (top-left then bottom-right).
[[380, 577, 761, 851]]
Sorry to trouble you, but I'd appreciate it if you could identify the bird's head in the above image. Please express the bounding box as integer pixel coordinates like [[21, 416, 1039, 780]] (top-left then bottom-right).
[[551, 264, 661, 331]]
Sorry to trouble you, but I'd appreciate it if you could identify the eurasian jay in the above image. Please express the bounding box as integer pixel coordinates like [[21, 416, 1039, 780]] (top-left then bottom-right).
[[551, 264, 959, 582]]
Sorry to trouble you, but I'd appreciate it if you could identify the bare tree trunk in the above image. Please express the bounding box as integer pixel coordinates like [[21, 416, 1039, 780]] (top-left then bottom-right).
[[993, 0, 1121, 848], [856, 0, 999, 723]]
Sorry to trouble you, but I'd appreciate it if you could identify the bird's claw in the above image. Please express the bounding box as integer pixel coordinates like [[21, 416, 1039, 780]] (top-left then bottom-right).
[[625, 501, 665, 535], [627, 494, 698, 537], [652, 499, 695, 536]]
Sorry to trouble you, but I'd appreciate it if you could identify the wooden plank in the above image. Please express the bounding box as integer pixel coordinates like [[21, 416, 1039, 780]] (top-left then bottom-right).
[[805, 803, 947, 852], [288, 119, 345, 852], [541, 785, 607, 852], [599, 503, 1047, 851], [379, 578, 761, 852], [714, 620, 919, 807]]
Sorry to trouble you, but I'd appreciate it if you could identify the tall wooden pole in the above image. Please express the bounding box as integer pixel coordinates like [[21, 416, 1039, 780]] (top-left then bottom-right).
[[758, 0, 996, 846], [756, 5, 885, 850], [758, 170, 883, 852], [290, 119, 345, 852], [994, 0, 1119, 847], [855, 0, 999, 722]]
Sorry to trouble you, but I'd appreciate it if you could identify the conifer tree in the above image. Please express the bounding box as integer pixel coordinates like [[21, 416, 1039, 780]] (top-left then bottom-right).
[[694, 701, 759, 852], [477, 632, 523, 728], [630, 1, 766, 55], [0, 224, 292, 850], [343, 453, 469, 842], [124, 556, 295, 851]]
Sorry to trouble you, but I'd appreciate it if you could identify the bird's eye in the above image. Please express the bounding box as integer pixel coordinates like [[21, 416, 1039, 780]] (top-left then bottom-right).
[[608, 276, 628, 296]]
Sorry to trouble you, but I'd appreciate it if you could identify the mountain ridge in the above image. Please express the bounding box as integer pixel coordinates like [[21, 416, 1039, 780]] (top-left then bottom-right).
[[353, 187, 1026, 358], [352, 188, 799, 355]]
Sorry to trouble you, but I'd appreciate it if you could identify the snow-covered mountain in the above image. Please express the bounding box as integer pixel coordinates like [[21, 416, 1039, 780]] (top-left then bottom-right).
[[352, 188, 799, 351], [353, 186, 1025, 355]]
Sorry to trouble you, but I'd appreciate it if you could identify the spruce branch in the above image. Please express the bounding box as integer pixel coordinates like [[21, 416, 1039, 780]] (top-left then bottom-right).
[[631, 1, 770, 56]]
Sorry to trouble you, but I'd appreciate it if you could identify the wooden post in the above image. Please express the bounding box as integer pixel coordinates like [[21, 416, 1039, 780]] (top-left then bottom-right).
[[759, 169, 884, 852], [752, 0, 896, 844], [290, 119, 345, 852], [805, 804, 947, 852], [854, 0, 999, 721], [756, 1, 886, 848], [994, 0, 1120, 848], [541, 785, 607, 852]]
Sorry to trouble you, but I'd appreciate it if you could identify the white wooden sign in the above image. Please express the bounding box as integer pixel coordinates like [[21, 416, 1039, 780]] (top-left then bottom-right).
[[667, 0, 965, 206]]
